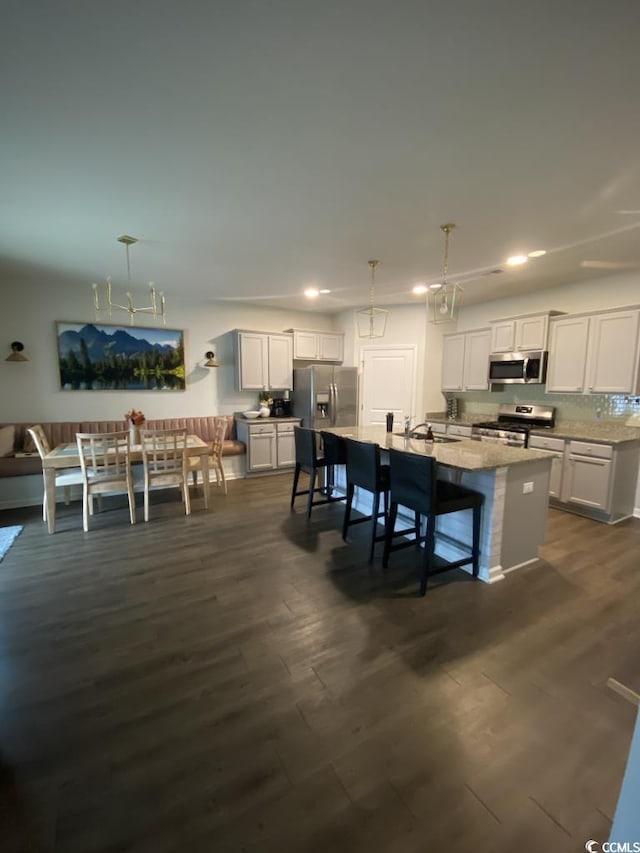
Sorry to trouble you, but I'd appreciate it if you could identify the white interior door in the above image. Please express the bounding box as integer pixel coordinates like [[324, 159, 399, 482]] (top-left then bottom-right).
[[360, 346, 417, 427]]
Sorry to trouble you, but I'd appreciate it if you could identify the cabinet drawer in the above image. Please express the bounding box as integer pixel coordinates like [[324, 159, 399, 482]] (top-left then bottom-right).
[[430, 422, 447, 435], [276, 423, 296, 434], [249, 423, 277, 436], [568, 440, 613, 459], [529, 435, 565, 452], [447, 424, 472, 437]]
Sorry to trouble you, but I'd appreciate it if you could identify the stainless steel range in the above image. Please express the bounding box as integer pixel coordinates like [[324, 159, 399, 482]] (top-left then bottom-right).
[[471, 403, 555, 448]]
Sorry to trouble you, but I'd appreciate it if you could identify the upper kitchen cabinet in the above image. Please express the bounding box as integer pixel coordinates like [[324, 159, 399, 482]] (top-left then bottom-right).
[[586, 309, 640, 394], [285, 329, 344, 362], [547, 308, 640, 394], [442, 328, 491, 391], [490, 311, 563, 353], [235, 330, 293, 391], [546, 316, 590, 392]]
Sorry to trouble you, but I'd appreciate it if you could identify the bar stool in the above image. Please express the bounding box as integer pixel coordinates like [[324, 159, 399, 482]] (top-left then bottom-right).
[[382, 448, 483, 596], [290, 427, 347, 518], [319, 430, 348, 496], [342, 438, 390, 563]]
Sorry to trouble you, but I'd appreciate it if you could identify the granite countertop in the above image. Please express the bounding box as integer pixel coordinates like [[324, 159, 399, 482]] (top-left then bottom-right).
[[325, 426, 552, 472], [532, 420, 640, 445], [425, 411, 640, 445], [234, 413, 300, 423]]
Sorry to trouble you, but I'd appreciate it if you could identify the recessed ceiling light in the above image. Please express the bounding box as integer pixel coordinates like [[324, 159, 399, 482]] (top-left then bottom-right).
[[506, 255, 528, 266], [412, 284, 428, 295], [528, 249, 547, 258], [319, 288, 331, 294], [304, 287, 319, 298]]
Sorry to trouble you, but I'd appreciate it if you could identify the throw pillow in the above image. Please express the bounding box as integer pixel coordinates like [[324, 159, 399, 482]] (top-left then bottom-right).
[[0, 425, 16, 457]]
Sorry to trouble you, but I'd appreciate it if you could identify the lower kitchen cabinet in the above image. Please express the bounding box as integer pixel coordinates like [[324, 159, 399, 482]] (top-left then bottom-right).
[[275, 422, 296, 467], [235, 418, 300, 474], [529, 433, 640, 522], [564, 440, 613, 511], [527, 435, 565, 499]]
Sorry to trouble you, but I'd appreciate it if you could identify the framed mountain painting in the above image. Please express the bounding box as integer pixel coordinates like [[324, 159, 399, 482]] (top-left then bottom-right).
[[56, 322, 186, 391]]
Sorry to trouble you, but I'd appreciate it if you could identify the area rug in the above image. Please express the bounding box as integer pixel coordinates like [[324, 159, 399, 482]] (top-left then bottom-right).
[[0, 526, 23, 562]]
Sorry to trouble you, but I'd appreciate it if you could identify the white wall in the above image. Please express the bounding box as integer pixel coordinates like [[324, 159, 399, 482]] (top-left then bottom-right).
[[335, 304, 430, 422], [457, 270, 640, 331], [0, 277, 337, 422]]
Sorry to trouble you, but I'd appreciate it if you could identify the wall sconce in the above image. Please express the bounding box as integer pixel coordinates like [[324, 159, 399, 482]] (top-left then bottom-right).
[[204, 351, 219, 367], [6, 341, 28, 362]]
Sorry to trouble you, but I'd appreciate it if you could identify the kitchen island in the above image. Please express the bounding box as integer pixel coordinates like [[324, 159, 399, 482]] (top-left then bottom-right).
[[323, 426, 553, 583]]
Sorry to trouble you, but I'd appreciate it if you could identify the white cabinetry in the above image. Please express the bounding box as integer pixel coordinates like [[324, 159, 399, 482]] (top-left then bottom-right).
[[246, 422, 277, 472], [586, 310, 640, 394], [529, 432, 639, 522], [528, 435, 565, 498], [286, 329, 344, 362], [546, 316, 590, 392], [547, 309, 640, 394], [564, 441, 613, 512], [490, 312, 559, 353], [236, 418, 301, 474], [446, 424, 472, 438], [276, 422, 296, 467], [442, 329, 491, 391], [235, 331, 293, 391]]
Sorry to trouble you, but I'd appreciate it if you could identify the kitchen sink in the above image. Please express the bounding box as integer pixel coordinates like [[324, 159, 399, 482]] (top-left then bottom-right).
[[394, 432, 460, 443]]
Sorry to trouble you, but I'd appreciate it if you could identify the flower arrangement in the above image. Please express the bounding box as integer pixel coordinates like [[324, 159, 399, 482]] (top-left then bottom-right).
[[259, 394, 273, 407], [125, 408, 146, 426]]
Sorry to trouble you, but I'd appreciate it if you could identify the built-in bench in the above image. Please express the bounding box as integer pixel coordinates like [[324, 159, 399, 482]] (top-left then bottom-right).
[[0, 416, 245, 479]]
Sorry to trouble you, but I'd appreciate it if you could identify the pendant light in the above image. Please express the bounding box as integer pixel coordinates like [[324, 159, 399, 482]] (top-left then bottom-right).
[[356, 259, 388, 338], [429, 223, 462, 324]]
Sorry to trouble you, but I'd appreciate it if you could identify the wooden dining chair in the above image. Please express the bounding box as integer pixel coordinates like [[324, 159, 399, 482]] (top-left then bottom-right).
[[140, 428, 191, 521], [76, 431, 136, 531], [27, 425, 85, 522], [189, 417, 227, 495]]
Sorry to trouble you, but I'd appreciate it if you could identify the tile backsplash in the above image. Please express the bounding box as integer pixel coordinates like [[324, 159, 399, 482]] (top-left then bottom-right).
[[451, 386, 640, 422]]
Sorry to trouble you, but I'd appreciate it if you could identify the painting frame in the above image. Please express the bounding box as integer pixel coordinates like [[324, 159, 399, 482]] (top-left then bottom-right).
[[56, 321, 186, 392]]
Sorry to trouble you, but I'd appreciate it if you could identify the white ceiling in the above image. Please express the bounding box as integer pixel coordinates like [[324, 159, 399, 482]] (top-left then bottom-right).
[[2, 1, 640, 314]]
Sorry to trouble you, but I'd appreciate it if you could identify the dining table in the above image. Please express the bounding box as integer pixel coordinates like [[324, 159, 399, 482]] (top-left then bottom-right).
[[41, 435, 211, 533]]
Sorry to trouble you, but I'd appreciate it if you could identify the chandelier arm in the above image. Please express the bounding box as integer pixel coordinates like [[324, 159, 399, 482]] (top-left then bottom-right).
[[91, 237, 167, 326]]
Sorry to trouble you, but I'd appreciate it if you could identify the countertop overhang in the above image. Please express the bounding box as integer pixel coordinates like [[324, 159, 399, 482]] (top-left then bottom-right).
[[323, 426, 552, 473]]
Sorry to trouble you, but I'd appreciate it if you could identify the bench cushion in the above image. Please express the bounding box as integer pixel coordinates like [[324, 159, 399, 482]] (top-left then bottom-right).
[[0, 416, 245, 478]]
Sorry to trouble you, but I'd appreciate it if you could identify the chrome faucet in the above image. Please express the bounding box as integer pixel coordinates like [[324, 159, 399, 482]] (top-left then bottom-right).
[[405, 421, 431, 439]]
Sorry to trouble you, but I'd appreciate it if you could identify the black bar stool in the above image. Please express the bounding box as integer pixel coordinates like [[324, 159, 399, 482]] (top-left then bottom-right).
[[319, 430, 348, 496], [342, 438, 390, 563], [382, 448, 483, 596], [290, 427, 347, 518]]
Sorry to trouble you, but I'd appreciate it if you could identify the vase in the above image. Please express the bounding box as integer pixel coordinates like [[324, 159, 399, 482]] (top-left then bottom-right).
[[129, 424, 140, 445], [259, 406, 271, 418]]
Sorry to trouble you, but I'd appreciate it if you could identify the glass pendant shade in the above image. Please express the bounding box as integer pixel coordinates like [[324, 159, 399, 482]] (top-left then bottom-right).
[[356, 305, 389, 339], [429, 282, 463, 324], [357, 259, 388, 339], [428, 223, 462, 324]]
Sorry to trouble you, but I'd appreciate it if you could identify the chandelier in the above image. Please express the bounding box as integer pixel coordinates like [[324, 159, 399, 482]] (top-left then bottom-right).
[[356, 259, 388, 339], [429, 223, 462, 324], [92, 235, 166, 326]]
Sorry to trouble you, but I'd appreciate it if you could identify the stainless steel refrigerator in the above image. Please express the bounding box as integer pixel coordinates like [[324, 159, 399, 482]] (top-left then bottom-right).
[[292, 365, 358, 429]]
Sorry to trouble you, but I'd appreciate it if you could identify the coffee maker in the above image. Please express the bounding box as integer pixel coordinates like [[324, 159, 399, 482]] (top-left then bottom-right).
[[272, 398, 292, 418]]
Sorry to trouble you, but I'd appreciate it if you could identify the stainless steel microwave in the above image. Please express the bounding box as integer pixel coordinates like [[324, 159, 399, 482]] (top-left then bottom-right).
[[488, 350, 548, 385]]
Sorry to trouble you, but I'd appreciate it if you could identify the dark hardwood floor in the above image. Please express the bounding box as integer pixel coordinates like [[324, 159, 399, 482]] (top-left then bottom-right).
[[0, 475, 639, 852]]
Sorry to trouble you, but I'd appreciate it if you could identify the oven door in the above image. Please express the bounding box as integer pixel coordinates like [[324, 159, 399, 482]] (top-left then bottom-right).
[[472, 430, 526, 448]]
